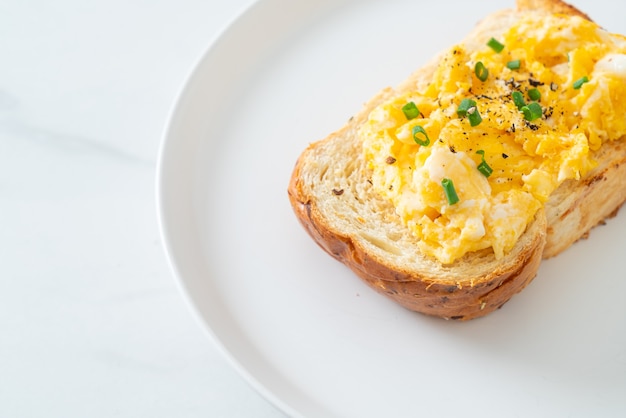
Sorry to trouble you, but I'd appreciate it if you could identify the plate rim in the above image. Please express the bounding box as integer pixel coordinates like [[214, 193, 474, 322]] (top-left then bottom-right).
[[155, 0, 302, 416], [155, 1, 626, 417]]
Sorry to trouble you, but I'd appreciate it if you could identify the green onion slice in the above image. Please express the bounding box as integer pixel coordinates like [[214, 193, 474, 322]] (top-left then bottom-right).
[[412, 125, 430, 146], [528, 88, 541, 101], [476, 150, 493, 177], [474, 61, 489, 81], [402, 101, 420, 120], [487, 37, 505, 53], [521, 102, 542, 121], [441, 178, 459, 205], [573, 76, 589, 89], [506, 59, 521, 70], [457, 98, 476, 117], [467, 106, 482, 127], [512, 91, 526, 110]]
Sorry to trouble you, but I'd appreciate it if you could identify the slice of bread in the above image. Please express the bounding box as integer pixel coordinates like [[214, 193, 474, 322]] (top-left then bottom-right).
[[288, 0, 626, 320]]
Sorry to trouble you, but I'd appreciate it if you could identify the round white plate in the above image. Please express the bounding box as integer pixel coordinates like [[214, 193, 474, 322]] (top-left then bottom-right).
[[157, 1, 626, 416]]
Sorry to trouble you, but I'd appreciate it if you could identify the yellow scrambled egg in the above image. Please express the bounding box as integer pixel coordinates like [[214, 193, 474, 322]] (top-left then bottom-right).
[[361, 13, 626, 264]]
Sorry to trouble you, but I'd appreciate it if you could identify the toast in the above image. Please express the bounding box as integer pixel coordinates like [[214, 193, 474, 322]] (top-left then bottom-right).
[[288, 0, 626, 320]]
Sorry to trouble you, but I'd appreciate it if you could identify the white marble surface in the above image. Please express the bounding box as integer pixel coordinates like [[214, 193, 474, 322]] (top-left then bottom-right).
[[0, 1, 286, 416]]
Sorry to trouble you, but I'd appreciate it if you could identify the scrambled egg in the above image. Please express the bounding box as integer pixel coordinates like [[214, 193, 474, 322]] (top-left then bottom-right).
[[361, 13, 626, 264]]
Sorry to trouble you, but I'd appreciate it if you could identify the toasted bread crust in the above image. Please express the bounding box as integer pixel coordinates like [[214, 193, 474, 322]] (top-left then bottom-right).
[[289, 181, 547, 320], [288, 0, 625, 320], [516, 0, 591, 20]]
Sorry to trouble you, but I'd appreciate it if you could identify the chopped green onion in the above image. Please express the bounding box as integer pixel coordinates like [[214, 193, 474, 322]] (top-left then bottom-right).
[[573, 76, 589, 89], [412, 125, 430, 146], [441, 178, 459, 205], [521, 102, 542, 121], [512, 91, 526, 110], [506, 59, 521, 70], [476, 150, 493, 177], [474, 61, 489, 81], [467, 106, 482, 127], [402, 101, 420, 120], [457, 98, 482, 126], [528, 88, 541, 101], [487, 37, 505, 53], [457, 98, 476, 117]]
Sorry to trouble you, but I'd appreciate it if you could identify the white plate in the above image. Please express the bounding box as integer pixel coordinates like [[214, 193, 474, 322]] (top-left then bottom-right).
[[157, 1, 626, 416]]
